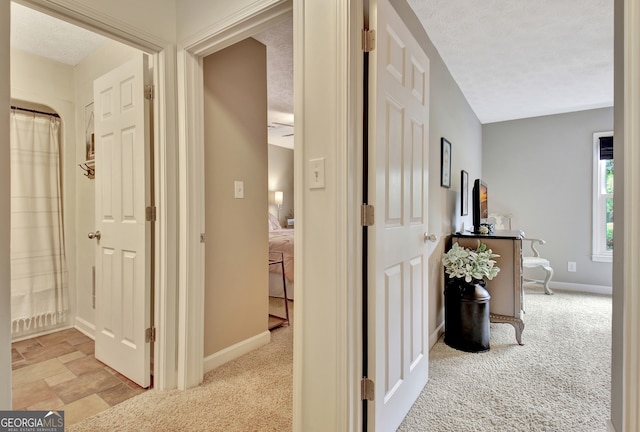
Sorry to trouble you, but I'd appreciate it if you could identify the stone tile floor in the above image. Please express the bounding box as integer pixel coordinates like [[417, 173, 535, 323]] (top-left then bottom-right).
[[11, 328, 147, 425]]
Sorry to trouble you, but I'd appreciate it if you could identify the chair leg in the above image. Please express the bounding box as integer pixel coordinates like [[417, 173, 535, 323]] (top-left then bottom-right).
[[542, 265, 554, 295]]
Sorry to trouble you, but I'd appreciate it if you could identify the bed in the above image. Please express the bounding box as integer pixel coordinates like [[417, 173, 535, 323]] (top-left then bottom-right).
[[268, 214, 294, 299]]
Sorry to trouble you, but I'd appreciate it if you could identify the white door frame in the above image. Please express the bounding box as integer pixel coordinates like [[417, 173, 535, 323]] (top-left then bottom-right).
[[14, 0, 180, 391], [175, 0, 294, 389], [621, 0, 640, 428], [177, 1, 363, 430]]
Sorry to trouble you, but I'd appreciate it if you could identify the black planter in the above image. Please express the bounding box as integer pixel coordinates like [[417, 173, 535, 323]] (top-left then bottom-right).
[[444, 279, 491, 353]]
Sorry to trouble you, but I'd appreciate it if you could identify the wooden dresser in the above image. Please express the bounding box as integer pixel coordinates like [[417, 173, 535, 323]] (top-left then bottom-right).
[[450, 230, 525, 345]]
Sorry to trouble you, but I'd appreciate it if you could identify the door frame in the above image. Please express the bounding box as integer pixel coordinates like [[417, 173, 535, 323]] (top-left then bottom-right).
[[14, 0, 180, 391], [176, 0, 293, 390], [178, 0, 364, 429]]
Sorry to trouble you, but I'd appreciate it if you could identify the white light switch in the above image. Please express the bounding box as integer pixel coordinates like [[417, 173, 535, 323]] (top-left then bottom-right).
[[234, 181, 244, 198], [309, 158, 326, 189]]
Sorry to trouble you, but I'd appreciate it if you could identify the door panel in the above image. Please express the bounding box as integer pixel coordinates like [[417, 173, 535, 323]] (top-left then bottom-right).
[[369, 0, 430, 429], [93, 55, 151, 388]]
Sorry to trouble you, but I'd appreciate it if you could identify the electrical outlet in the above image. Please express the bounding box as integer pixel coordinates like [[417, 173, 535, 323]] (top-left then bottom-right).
[[568, 261, 577, 272]]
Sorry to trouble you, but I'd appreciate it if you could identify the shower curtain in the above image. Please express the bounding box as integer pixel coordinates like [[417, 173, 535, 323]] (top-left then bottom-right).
[[10, 109, 68, 333]]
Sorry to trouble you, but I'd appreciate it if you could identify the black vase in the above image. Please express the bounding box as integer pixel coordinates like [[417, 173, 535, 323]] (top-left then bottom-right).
[[444, 279, 491, 353]]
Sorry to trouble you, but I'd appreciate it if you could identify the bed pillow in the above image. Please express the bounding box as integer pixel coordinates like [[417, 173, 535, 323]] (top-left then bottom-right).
[[268, 213, 282, 231]]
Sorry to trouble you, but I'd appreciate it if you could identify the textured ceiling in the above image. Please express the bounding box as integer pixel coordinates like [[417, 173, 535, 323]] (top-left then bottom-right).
[[253, 17, 295, 149], [10, 2, 107, 66], [406, 0, 614, 124], [10, 2, 612, 127]]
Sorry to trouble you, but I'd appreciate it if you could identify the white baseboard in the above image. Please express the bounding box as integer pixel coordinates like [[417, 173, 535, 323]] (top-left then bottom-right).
[[548, 281, 612, 296], [74, 316, 96, 340], [429, 322, 444, 349], [203, 330, 271, 374]]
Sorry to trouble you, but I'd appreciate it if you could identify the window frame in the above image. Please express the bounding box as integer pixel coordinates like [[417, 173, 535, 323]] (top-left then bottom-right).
[[592, 131, 613, 262]]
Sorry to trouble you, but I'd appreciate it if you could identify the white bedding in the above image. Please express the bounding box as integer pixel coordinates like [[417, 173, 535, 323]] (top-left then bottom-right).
[[269, 227, 294, 299], [269, 272, 294, 300]]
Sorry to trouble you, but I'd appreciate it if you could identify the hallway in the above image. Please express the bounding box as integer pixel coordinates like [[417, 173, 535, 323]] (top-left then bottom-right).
[[11, 328, 147, 425]]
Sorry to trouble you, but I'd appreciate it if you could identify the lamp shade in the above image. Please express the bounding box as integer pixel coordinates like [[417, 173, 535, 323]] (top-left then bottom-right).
[[275, 191, 283, 206]]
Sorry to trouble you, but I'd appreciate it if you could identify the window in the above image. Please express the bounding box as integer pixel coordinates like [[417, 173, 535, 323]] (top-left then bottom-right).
[[592, 132, 613, 262]]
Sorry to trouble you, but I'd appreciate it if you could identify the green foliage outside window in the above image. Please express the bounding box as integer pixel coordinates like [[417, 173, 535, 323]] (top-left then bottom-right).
[[605, 160, 614, 250]]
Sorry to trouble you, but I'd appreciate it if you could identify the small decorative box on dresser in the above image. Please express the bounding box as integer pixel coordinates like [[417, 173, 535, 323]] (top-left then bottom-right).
[[450, 230, 525, 345]]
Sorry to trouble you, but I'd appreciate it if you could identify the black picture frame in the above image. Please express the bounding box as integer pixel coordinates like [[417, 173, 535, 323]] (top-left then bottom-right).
[[461, 170, 469, 215], [441, 138, 451, 188]]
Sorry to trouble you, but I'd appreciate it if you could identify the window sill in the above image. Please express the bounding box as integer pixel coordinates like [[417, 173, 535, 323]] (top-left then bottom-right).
[[592, 254, 613, 263]]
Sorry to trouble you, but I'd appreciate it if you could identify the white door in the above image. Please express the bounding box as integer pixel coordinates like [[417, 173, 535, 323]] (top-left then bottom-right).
[[368, 0, 430, 429], [93, 55, 151, 388]]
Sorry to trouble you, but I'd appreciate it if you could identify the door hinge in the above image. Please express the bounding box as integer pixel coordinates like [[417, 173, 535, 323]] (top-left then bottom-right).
[[361, 377, 375, 401], [146, 206, 157, 222], [145, 327, 156, 343], [361, 204, 375, 226], [144, 84, 154, 101], [362, 29, 376, 52]]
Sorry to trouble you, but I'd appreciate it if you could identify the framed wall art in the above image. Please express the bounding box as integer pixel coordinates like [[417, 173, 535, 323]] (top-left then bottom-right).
[[441, 137, 451, 188]]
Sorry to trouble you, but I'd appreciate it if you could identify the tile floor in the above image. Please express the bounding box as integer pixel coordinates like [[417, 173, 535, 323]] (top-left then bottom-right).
[[11, 328, 147, 425]]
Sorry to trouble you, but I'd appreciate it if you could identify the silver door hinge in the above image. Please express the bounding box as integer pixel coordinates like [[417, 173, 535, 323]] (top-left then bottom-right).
[[145, 327, 156, 343], [361, 204, 375, 226], [144, 84, 154, 101], [200, 233, 206, 243], [362, 29, 376, 52], [361, 377, 375, 401], [146, 206, 157, 222]]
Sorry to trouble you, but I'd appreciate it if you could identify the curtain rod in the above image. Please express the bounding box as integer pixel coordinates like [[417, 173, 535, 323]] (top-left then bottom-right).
[[10, 105, 60, 118]]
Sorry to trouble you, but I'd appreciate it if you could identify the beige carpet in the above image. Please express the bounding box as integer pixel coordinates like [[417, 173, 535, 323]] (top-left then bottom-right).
[[69, 289, 610, 431], [68, 298, 293, 432], [400, 287, 611, 431]]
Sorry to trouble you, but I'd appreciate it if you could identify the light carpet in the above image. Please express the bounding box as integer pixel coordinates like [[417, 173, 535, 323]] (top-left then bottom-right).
[[68, 289, 610, 431], [400, 287, 611, 432], [68, 299, 293, 432]]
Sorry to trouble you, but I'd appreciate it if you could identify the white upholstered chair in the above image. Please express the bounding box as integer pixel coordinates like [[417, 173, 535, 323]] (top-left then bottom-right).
[[488, 213, 554, 295]]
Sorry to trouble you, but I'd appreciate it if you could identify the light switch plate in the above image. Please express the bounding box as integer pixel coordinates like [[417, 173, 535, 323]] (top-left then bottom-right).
[[234, 180, 244, 198], [309, 158, 326, 189]]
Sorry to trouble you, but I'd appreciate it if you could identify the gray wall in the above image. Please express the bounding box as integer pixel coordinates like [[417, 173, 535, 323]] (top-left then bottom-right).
[[483, 108, 613, 288]]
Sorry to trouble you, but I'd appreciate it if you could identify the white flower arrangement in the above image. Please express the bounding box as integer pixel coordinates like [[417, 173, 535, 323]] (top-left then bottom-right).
[[442, 241, 501, 283]]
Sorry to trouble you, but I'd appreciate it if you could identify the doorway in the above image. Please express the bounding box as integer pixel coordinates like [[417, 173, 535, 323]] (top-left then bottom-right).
[[9, 1, 158, 418]]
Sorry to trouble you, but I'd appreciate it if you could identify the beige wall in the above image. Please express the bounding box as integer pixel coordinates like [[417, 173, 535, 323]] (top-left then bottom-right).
[[268, 144, 294, 227], [62, 0, 176, 44], [73, 40, 143, 333], [203, 38, 269, 356], [178, 0, 283, 42]]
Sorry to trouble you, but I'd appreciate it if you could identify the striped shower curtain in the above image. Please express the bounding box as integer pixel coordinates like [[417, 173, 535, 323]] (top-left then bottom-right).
[[10, 109, 68, 333]]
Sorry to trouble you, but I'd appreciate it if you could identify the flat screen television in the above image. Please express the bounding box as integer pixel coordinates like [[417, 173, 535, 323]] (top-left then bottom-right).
[[472, 179, 488, 233]]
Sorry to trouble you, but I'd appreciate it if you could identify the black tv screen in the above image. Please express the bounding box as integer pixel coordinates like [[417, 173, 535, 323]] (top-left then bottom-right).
[[472, 179, 488, 232]]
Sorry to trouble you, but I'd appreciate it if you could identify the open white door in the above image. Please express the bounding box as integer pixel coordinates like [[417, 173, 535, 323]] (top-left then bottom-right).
[[92, 55, 151, 388], [368, 0, 430, 430]]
